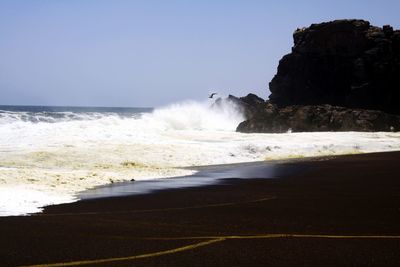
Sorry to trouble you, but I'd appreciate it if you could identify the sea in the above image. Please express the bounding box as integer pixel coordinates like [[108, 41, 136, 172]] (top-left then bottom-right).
[[1, 100, 399, 216]]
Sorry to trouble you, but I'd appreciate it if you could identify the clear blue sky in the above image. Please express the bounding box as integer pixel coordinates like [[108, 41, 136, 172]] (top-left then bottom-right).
[[1, 0, 399, 107]]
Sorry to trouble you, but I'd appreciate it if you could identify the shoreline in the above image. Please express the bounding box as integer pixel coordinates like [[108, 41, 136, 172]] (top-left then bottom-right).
[[1, 151, 399, 266], [0, 150, 393, 217], [77, 150, 388, 201], [1, 127, 400, 217], [79, 157, 310, 201]]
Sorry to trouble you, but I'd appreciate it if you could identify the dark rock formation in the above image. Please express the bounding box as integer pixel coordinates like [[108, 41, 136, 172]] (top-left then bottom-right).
[[237, 103, 400, 133], [213, 93, 265, 119], [236, 20, 400, 133], [269, 19, 400, 115]]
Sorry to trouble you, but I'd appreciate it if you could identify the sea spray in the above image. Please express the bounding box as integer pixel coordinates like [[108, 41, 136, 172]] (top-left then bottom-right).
[[141, 99, 245, 131]]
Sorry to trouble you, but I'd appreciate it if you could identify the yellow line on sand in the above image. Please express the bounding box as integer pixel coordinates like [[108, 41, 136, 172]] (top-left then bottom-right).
[[21, 234, 400, 267], [142, 234, 400, 240], [21, 238, 225, 267]]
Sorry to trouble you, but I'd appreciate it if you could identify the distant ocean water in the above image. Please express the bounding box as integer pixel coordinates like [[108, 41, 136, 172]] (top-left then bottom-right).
[[0, 100, 399, 216], [0, 105, 153, 123]]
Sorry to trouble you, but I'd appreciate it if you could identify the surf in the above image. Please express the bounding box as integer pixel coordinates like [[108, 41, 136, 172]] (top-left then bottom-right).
[[0, 101, 399, 216]]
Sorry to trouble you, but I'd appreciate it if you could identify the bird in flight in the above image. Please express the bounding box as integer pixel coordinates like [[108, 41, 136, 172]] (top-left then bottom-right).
[[209, 93, 218, 99]]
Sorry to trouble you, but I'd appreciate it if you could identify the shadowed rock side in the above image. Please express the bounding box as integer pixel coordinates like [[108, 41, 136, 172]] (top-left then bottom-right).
[[237, 103, 400, 133], [236, 19, 400, 132]]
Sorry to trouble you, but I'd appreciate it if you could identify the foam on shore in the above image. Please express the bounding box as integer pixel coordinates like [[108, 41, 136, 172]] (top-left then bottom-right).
[[0, 100, 399, 216]]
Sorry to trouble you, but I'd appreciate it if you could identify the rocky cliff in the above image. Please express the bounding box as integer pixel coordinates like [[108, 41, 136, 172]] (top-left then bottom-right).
[[236, 20, 400, 132], [269, 19, 400, 115]]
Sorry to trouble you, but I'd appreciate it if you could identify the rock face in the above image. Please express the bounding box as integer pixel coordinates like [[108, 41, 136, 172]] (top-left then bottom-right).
[[236, 20, 400, 133], [213, 93, 265, 119], [269, 19, 400, 115], [237, 103, 400, 133]]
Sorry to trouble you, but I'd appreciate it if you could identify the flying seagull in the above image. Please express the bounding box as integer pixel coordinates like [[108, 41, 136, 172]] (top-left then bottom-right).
[[209, 93, 218, 99]]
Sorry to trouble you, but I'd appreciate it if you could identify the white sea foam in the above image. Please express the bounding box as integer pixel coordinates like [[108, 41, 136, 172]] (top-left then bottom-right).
[[0, 100, 399, 216], [0, 186, 75, 216], [142, 100, 244, 131]]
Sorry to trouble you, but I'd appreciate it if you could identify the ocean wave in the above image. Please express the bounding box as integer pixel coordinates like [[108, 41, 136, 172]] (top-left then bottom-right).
[[0, 110, 141, 124], [142, 100, 244, 131], [0, 99, 243, 131], [0, 100, 400, 216]]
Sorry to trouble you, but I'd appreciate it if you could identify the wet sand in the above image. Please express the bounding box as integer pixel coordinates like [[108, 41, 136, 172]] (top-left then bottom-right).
[[1, 151, 400, 266]]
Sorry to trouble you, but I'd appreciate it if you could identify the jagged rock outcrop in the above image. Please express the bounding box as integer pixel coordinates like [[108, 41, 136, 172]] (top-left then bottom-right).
[[269, 19, 400, 115], [236, 19, 400, 133], [214, 93, 265, 119], [237, 103, 400, 133]]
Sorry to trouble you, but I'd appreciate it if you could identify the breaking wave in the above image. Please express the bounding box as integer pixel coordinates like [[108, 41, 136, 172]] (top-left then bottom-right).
[[142, 100, 244, 131], [0, 100, 399, 216], [0, 99, 243, 131]]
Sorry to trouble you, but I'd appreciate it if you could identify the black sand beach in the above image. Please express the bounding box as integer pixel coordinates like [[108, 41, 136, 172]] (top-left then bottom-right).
[[1, 152, 400, 266]]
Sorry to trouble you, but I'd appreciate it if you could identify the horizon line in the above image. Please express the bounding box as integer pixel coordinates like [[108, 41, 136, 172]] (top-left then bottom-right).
[[0, 104, 154, 109]]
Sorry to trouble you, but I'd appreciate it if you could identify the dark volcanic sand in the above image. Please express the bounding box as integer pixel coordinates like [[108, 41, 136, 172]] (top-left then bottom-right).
[[1, 152, 400, 266]]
